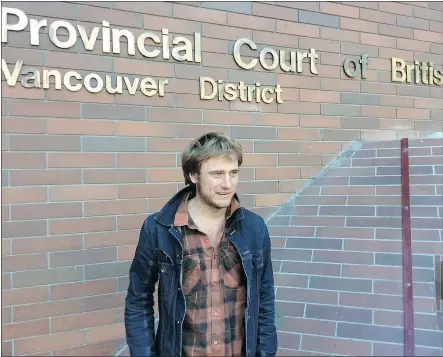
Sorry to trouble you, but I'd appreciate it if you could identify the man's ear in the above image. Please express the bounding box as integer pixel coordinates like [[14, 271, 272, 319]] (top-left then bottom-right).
[[189, 172, 198, 184]]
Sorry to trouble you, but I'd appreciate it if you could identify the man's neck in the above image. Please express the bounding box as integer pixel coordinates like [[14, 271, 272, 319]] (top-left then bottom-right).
[[188, 194, 226, 222]]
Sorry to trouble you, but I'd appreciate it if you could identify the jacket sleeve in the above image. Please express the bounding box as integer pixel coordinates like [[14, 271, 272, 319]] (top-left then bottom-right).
[[256, 220, 278, 357], [125, 218, 159, 357]]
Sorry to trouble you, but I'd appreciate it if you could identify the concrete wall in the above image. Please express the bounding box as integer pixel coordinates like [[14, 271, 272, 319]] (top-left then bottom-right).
[[1, 1, 442, 355]]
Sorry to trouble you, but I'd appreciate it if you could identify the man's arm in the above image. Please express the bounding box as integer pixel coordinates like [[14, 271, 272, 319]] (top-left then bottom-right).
[[125, 218, 159, 357], [256, 220, 278, 357]]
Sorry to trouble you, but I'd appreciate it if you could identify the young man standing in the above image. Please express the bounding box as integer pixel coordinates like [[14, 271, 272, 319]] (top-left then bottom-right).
[[125, 132, 277, 357]]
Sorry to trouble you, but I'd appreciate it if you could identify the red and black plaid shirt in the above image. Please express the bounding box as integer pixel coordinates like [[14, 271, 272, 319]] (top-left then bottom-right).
[[174, 192, 246, 357]]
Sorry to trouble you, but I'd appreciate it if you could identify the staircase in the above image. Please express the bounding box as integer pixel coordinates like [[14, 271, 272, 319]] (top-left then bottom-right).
[[268, 137, 443, 356]]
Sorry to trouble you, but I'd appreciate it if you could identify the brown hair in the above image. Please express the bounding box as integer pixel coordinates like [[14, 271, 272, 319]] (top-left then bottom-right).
[[181, 132, 243, 186]]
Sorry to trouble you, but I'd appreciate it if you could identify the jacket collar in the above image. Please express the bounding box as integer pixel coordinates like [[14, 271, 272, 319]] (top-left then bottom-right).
[[154, 185, 244, 227]]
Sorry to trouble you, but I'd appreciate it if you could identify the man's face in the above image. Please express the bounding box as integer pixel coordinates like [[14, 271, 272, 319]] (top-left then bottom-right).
[[190, 154, 239, 210]]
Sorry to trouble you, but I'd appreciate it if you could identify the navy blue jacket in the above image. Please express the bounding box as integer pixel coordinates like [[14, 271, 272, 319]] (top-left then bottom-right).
[[124, 185, 278, 357]]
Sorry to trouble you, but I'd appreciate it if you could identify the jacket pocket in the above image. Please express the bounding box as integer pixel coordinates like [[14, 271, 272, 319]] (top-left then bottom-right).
[[182, 254, 201, 295], [221, 244, 244, 289]]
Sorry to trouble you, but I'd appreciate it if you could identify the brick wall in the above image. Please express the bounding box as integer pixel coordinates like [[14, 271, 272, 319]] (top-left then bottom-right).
[[1, 1, 442, 356], [267, 137, 443, 356]]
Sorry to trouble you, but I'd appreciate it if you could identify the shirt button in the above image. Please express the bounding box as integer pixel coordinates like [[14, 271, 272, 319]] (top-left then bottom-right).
[[214, 309, 219, 316], [214, 341, 218, 345]]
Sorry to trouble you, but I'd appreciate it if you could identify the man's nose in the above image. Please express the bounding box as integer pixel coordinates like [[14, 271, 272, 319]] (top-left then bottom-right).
[[221, 174, 233, 188]]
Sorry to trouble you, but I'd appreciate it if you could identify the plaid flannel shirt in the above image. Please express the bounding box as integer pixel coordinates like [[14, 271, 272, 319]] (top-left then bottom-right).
[[174, 192, 247, 357]]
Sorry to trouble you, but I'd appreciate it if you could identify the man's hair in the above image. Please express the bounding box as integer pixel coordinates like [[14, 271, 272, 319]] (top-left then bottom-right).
[[181, 132, 243, 186]]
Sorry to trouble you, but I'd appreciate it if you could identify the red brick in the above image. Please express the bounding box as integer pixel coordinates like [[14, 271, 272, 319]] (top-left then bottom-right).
[[256, 193, 292, 207], [47, 86, 114, 104], [14, 298, 83, 322], [149, 197, 171, 212], [277, 20, 319, 37], [2, 307, 11, 324], [144, 14, 199, 35], [340, 17, 378, 33], [51, 279, 117, 300], [118, 183, 178, 200], [321, 27, 360, 43], [2, 319, 50, 341], [117, 153, 176, 168], [2, 83, 45, 100], [342, 264, 402, 280], [147, 168, 184, 183], [14, 330, 85, 355], [114, 58, 174, 77], [47, 119, 114, 136], [281, 316, 336, 336], [50, 185, 117, 202], [299, 142, 342, 154], [278, 128, 320, 140], [254, 113, 300, 127], [398, 38, 430, 52], [48, 153, 115, 168], [242, 154, 277, 167], [117, 214, 146, 230], [84, 292, 126, 312], [2, 286, 49, 306], [83, 169, 147, 184], [10, 169, 81, 186], [2, 254, 48, 273], [278, 179, 308, 193], [147, 138, 193, 152], [380, 1, 413, 16], [2, 273, 11, 289], [2, 187, 47, 204], [52, 309, 120, 333], [2, 117, 46, 134], [52, 340, 121, 356], [255, 167, 300, 180], [12, 235, 83, 255], [174, 3, 226, 25], [50, 216, 116, 235], [203, 111, 253, 125], [361, 33, 397, 48], [118, 245, 137, 261], [2, 152, 46, 170], [116, 122, 175, 137], [3, 220, 47, 239], [278, 287, 338, 304], [300, 116, 341, 129], [8, 100, 80, 118], [84, 230, 139, 248], [84, 199, 147, 217], [228, 12, 275, 31], [11, 202, 82, 220], [86, 322, 125, 344], [2, 239, 10, 255], [176, 124, 229, 138], [320, 2, 359, 17]]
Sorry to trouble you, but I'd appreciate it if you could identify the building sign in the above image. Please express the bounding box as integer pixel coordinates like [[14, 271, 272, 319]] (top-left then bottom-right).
[[391, 58, 442, 85], [2, 6, 442, 106]]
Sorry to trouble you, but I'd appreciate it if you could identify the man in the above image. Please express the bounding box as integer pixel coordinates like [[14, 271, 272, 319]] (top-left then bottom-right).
[[125, 132, 277, 357]]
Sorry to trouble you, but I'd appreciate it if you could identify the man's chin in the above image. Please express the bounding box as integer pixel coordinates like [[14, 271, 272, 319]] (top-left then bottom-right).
[[211, 198, 231, 209]]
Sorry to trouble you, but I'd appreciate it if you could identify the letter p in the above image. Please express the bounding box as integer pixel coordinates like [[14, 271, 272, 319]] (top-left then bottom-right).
[[2, 7, 28, 43]]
